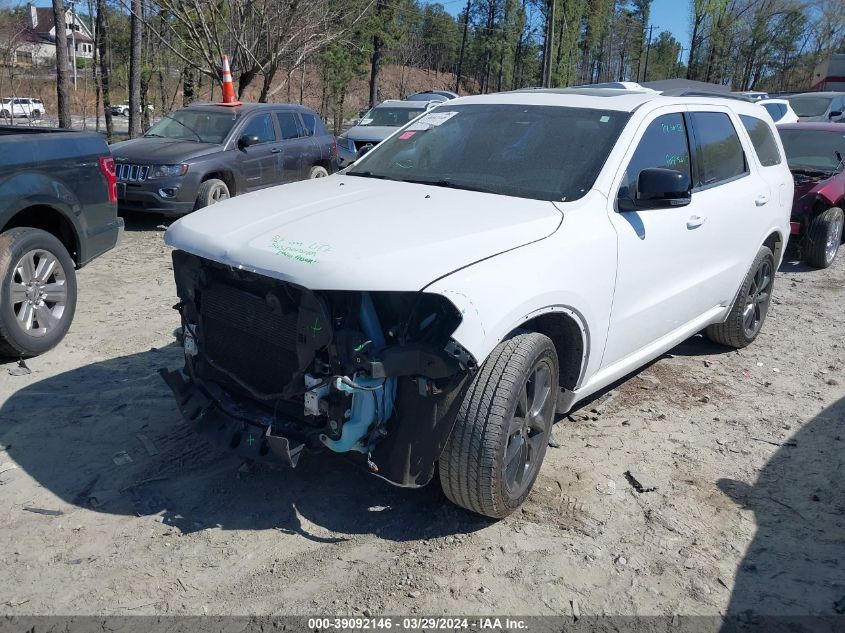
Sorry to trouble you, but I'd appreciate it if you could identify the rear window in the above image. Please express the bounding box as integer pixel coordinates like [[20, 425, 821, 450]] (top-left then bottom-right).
[[689, 112, 747, 187], [762, 103, 785, 120], [359, 106, 427, 127], [788, 96, 832, 117], [276, 112, 303, 140], [739, 115, 781, 167], [300, 113, 317, 136]]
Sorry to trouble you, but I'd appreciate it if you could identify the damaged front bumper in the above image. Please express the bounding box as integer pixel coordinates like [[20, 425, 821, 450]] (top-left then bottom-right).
[[160, 368, 307, 468], [161, 250, 477, 487]]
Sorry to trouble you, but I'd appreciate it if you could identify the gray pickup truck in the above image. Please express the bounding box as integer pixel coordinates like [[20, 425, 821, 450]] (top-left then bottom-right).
[[111, 102, 337, 216], [0, 126, 122, 357]]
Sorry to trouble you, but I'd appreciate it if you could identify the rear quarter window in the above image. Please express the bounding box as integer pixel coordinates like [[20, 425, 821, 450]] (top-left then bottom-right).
[[739, 115, 782, 167], [689, 112, 747, 187]]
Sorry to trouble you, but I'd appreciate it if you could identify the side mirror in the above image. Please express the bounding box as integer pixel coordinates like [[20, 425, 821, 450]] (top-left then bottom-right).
[[238, 134, 261, 149], [828, 110, 842, 119], [356, 143, 374, 159], [633, 167, 691, 210]]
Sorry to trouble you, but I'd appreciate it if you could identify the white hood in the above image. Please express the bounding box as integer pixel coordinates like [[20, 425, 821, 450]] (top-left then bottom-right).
[[164, 175, 563, 291]]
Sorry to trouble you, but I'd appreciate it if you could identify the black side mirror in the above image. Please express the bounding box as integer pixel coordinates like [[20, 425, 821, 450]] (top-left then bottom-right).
[[238, 134, 261, 149], [634, 167, 692, 210], [356, 143, 374, 159], [829, 110, 842, 119]]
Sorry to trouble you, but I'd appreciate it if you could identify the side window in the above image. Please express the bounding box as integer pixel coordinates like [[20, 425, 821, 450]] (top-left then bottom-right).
[[689, 112, 747, 187], [739, 115, 782, 167], [276, 112, 302, 140], [300, 113, 317, 137], [241, 114, 276, 143], [619, 113, 691, 202]]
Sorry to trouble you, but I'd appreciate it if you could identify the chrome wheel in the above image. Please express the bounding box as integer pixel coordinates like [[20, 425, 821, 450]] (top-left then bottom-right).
[[825, 216, 843, 263], [504, 361, 555, 497], [209, 184, 229, 203], [10, 249, 68, 338], [742, 258, 771, 339]]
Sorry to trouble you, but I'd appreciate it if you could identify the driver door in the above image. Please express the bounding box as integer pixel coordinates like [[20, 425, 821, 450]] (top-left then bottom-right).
[[236, 113, 279, 191], [602, 110, 719, 368]]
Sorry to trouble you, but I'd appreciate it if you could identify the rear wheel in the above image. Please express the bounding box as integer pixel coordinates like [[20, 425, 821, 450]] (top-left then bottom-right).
[[439, 332, 558, 518], [706, 245, 774, 349], [0, 228, 77, 357], [195, 179, 230, 210], [802, 207, 844, 269], [309, 165, 329, 179], [31, 109, 41, 118]]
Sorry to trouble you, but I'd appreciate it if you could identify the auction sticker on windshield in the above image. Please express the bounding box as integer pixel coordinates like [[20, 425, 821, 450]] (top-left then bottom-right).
[[407, 111, 458, 131]]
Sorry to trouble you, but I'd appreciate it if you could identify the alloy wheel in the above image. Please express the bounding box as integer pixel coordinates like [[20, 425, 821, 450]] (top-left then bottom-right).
[[10, 249, 68, 338], [503, 360, 555, 496], [742, 258, 771, 339]]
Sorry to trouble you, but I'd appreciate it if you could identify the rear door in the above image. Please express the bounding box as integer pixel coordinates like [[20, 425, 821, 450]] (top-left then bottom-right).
[[275, 110, 314, 182], [236, 112, 279, 191], [685, 109, 761, 303]]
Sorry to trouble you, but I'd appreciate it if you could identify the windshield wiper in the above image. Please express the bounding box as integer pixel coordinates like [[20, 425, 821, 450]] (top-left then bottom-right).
[[143, 133, 165, 138], [347, 171, 389, 179], [400, 177, 496, 194], [160, 114, 203, 142]]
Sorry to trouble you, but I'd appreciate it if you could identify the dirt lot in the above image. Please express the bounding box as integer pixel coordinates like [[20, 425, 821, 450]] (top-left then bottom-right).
[[0, 218, 843, 621]]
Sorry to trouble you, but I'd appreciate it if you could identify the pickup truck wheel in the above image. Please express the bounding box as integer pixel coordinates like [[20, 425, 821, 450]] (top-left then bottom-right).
[[439, 332, 558, 518], [0, 228, 77, 357], [309, 165, 329, 179], [705, 245, 774, 349], [195, 179, 230, 210], [802, 207, 844, 269], [0, 109, 9, 118], [31, 109, 40, 118]]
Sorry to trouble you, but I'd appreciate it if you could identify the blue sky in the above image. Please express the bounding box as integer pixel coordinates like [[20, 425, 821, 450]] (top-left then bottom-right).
[[651, 0, 691, 50]]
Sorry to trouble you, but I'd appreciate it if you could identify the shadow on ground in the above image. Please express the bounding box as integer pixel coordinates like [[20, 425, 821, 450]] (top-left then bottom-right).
[[119, 211, 174, 232], [719, 396, 845, 620], [0, 347, 489, 542]]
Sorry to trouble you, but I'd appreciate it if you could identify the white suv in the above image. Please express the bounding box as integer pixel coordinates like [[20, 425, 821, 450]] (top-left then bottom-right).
[[162, 86, 793, 518], [0, 97, 46, 119]]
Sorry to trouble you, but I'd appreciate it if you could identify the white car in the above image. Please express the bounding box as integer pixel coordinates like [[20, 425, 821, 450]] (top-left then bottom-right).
[[162, 87, 793, 518], [0, 97, 46, 119], [758, 98, 799, 125]]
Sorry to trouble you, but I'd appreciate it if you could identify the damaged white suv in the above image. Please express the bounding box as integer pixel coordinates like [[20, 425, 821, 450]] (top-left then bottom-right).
[[162, 86, 792, 518]]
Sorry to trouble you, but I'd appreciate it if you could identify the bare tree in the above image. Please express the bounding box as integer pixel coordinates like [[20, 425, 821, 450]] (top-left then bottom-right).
[[96, 0, 114, 138], [128, 0, 142, 137], [52, 0, 71, 128]]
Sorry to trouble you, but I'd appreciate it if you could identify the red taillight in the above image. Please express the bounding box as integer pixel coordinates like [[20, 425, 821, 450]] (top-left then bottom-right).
[[331, 140, 338, 157], [99, 156, 117, 205]]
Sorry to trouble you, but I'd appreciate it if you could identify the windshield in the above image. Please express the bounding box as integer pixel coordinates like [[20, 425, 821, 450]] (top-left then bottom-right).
[[780, 129, 845, 172], [144, 109, 237, 144], [347, 104, 630, 202], [359, 106, 427, 127], [788, 96, 832, 118]]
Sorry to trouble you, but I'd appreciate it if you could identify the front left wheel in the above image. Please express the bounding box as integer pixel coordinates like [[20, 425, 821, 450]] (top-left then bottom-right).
[[439, 332, 558, 518], [0, 228, 77, 357]]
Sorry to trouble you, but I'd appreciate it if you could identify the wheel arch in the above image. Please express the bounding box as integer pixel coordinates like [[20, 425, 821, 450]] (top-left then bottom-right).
[[762, 229, 785, 266], [1, 205, 80, 265], [201, 170, 237, 196], [505, 307, 589, 392]]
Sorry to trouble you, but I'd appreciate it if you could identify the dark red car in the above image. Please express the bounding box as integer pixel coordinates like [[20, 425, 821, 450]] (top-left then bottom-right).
[[778, 123, 845, 268]]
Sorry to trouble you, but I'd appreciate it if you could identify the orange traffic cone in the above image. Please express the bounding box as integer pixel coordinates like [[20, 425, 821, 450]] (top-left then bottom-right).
[[218, 55, 242, 107]]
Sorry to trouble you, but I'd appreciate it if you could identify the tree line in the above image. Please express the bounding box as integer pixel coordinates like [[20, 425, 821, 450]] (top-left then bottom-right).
[[1, 0, 842, 137]]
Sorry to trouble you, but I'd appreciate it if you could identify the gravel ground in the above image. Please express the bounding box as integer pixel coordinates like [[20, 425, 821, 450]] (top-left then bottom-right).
[[0, 217, 843, 621]]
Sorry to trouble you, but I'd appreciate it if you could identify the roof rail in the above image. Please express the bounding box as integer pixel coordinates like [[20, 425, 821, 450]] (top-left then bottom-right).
[[660, 89, 755, 102]]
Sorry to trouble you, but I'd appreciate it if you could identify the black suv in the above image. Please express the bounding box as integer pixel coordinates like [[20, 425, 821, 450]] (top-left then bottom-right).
[[111, 103, 337, 216]]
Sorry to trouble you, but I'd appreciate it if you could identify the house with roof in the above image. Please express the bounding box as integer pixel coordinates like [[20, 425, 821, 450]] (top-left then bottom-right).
[[10, 3, 94, 67], [811, 54, 845, 92]]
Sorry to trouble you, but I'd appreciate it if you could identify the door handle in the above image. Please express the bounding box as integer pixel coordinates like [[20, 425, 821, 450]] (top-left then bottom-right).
[[686, 215, 706, 229], [755, 194, 769, 206], [271, 148, 282, 154]]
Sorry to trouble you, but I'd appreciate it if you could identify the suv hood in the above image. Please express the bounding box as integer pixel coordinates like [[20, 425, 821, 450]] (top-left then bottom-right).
[[165, 175, 562, 291], [110, 137, 222, 163], [344, 126, 401, 144]]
